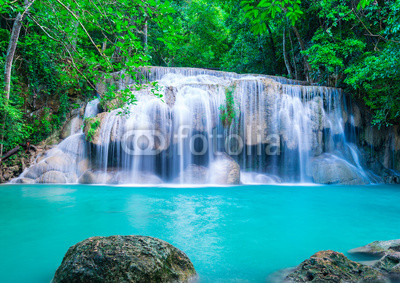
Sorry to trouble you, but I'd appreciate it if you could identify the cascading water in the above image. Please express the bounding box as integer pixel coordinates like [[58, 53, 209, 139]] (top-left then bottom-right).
[[14, 67, 372, 185]]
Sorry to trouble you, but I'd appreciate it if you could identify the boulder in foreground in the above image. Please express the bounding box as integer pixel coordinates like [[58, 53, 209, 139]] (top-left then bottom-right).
[[285, 250, 385, 282], [53, 235, 196, 283]]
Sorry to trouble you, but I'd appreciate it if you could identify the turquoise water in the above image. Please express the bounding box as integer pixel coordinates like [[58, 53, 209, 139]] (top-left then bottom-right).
[[1, 184, 400, 282]]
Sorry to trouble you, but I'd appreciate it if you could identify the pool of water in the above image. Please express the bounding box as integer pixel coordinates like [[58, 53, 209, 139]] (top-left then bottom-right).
[[1, 184, 400, 282]]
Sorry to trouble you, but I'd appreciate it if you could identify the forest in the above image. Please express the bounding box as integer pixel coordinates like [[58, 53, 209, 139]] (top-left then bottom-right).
[[0, 0, 399, 157]]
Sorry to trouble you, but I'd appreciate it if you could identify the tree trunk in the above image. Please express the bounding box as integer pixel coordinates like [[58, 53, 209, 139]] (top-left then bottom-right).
[[0, 146, 20, 163], [288, 29, 299, 80], [143, 18, 148, 52], [266, 24, 277, 74], [291, 25, 313, 83], [1, 0, 34, 156], [283, 27, 293, 79]]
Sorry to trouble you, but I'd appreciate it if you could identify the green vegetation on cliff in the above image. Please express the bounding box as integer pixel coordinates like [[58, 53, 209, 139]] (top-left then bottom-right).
[[1, 0, 400, 157]]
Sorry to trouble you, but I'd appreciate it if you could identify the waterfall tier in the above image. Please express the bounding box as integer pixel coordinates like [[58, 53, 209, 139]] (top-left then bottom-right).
[[15, 67, 373, 185]]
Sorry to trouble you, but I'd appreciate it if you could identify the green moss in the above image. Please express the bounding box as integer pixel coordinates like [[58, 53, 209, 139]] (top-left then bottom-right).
[[85, 118, 101, 142], [219, 86, 237, 127]]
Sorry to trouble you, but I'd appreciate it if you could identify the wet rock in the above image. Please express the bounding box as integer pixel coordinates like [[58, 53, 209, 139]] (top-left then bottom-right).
[[23, 162, 50, 179], [311, 154, 368, 185], [164, 86, 177, 108], [110, 172, 163, 185], [349, 240, 400, 258], [53, 235, 196, 283], [78, 170, 113, 184], [65, 172, 78, 183], [210, 153, 240, 184], [83, 112, 109, 146], [285, 250, 385, 282], [352, 104, 362, 128], [77, 159, 90, 176], [240, 172, 282, 184], [57, 134, 87, 157], [373, 252, 400, 280], [60, 116, 83, 139], [15, 177, 35, 184], [174, 164, 209, 184], [45, 154, 75, 172], [37, 171, 67, 184], [23, 153, 75, 180]]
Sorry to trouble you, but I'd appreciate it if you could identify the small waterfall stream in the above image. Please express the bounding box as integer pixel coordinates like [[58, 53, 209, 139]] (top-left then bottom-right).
[[14, 67, 372, 185]]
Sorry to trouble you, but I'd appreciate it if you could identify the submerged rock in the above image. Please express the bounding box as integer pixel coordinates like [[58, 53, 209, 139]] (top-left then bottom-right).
[[311, 154, 369, 185], [349, 240, 400, 258], [285, 250, 385, 282], [53, 235, 196, 283]]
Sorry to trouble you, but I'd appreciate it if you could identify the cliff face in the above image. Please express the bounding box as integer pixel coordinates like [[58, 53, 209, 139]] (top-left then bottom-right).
[[349, 99, 400, 183]]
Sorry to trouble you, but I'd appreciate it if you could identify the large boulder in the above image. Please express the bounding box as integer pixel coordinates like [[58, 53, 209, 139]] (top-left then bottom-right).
[[57, 134, 87, 157], [22, 153, 75, 180], [78, 170, 113, 184], [285, 250, 385, 282], [37, 171, 67, 184], [311, 154, 369, 185], [174, 164, 209, 184], [349, 240, 400, 258], [60, 116, 83, 139], [53, 235, 196, 283], [210, 153, 240, 184]]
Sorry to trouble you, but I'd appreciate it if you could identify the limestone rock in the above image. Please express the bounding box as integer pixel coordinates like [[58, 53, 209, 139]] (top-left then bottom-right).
[[311, 154, 369, 185], [174, 164, 209, 184], [78, 170, 113, 184], [15, 178, 35, 184], [60, 116, 83, 139], [37, 171, 67, 184], [210, 153, 240, 185]]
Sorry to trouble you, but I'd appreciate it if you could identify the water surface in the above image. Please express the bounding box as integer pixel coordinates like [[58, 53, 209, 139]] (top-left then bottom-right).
[[0, 184, 399, 282]]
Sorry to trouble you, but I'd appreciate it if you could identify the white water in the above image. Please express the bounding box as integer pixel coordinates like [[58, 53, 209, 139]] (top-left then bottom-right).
[[15, 67, 372, 185]]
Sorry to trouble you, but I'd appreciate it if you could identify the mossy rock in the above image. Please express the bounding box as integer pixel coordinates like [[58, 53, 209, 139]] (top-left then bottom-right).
[[53, 235, 196, 283], [286, 250, 386, 282]]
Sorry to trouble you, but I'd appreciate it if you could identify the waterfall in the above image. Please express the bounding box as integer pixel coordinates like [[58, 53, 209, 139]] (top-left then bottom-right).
[[14, 67, 372, 185]]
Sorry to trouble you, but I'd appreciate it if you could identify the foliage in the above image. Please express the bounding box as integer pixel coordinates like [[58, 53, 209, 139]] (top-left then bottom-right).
[[1, 0, 400, 156], [0, 0, 176, 153], [241, 0, 304, 33], [239, 0, 400, 127], [219, 86, 237, 127], [85, 117, 100, 142]]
